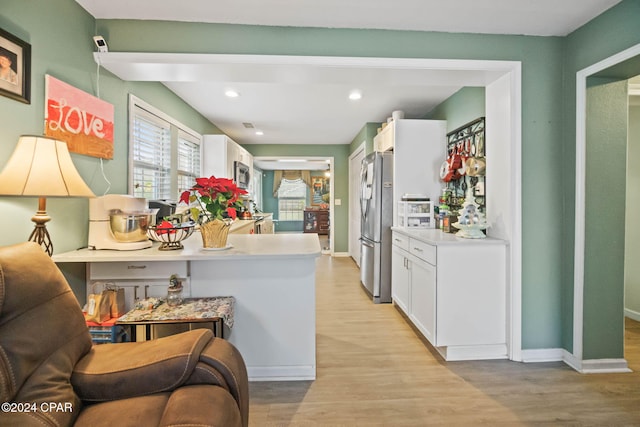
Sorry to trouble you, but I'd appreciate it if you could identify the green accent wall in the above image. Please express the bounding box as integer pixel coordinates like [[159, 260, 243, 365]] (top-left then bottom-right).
[[561, 0, 640, 357], [583, 78, 628, 359], [0, 1, 220, 299], [2, 0, 640, 357], [349, 122, 382, 155], [626, 104, 640, 317], [425, 87, 486, 132]]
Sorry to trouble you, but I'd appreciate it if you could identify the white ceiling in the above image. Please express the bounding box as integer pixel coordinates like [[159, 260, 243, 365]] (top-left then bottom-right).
[[77, 0, 622, 156], [76, 0, 621, 37]]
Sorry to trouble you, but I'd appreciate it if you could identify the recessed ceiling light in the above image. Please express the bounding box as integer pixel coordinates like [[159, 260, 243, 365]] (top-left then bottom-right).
[[255, 130, 264, 136], [225, 89, 240, 98], [349, 90, 362, 101]]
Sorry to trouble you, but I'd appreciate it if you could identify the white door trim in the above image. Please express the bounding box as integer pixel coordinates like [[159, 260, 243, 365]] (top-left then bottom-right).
[[574, 42, 640, 362], [349, 142, 366, 265]]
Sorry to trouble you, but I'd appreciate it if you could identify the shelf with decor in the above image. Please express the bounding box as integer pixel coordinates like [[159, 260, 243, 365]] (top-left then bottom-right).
[[440, 117, 486, 214]]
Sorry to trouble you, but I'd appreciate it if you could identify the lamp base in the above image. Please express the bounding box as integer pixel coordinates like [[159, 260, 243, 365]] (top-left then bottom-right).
[[28, 197, 53, 256]]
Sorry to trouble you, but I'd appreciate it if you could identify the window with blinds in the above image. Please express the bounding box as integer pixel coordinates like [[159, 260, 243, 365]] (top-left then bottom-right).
[[277, 178, 307, 221], [129, 95, 201, 201], [177, 131, 201, 195]]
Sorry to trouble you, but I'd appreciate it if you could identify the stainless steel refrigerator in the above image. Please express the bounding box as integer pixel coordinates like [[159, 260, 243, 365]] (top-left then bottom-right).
[[360, 151, 393, 303]]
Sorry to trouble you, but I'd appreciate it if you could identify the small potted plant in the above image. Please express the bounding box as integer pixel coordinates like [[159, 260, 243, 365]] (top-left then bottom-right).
[[179, 176, 248, 248]]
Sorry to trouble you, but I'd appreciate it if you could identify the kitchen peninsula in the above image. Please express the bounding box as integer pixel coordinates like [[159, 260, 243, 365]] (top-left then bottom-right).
[[53, 233, 321, 381]]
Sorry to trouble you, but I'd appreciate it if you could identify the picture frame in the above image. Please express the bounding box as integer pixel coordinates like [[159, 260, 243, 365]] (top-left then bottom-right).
[[0, 28, 31, 104], [311, 175, 330, 206]]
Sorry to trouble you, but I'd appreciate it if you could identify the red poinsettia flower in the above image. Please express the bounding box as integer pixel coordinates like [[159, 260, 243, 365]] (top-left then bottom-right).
[[179, 175, 248, 224]]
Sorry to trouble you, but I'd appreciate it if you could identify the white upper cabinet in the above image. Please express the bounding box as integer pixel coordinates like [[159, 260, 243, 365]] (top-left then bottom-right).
[[202, 135, 254, 193]]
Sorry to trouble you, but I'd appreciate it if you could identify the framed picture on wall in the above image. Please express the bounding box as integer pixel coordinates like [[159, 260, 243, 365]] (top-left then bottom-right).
[[44, 75, 114, 159], [0, 28, 31, 104], [311, 175, 330, 206]]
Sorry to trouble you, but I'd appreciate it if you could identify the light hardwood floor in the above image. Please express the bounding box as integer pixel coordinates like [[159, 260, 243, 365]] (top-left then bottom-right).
[[248, 255, 640, 426]]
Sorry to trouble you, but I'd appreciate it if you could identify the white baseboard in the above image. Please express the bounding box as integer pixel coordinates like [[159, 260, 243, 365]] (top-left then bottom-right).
[[522, 348, 632, 373], [576, 358, 632, 374], [332, 252, 350, 257], [521, 348, 565, 363], [624, 308, 640, 322], [437, 344, 508, 361], [247, 365, 316, 382]]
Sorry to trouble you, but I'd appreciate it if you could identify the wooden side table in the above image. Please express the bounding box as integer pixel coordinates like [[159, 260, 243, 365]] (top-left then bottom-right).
[[116, 296, 235, 341]]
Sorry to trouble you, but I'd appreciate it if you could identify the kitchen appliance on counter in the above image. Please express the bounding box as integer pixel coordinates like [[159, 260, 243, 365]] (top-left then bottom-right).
[[88, 194, 157, 250], [359, 151, 394, 303], [149, 199, 176, 223]]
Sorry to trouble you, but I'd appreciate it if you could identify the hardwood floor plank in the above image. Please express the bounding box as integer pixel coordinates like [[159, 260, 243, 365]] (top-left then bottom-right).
[[248, 255, 640, 426]]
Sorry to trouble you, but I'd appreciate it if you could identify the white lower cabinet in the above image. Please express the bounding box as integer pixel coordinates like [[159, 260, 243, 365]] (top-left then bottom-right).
[[408, 257, 436, 345], [391, 245, 410, 315], [391, 229, 507, 361]]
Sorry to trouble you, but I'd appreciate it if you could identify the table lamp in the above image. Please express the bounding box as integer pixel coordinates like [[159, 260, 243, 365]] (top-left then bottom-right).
[[0, 135, 95, 255]]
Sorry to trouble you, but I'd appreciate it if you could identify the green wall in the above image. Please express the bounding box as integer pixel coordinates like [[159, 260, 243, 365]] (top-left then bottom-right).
[[561, 0, 640, 357], [3, 0, 640, 356], [0, 1, 220, 298], [425, 87, 486, 132], [349, 122, 382, 155], [626, 104, 640, 317], [583, 78, 628, 359]]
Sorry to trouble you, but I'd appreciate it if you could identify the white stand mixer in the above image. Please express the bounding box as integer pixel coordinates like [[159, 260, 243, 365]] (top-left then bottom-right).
[[88, 194, 155, 250]]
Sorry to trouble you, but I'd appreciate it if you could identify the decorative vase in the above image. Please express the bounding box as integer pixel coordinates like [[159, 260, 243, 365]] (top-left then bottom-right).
[[200, 219, 231, 248]]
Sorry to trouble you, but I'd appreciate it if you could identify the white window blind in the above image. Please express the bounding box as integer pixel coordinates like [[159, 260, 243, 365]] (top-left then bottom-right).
[[129, 96, 201, 201], [278, 178, 307, 221], [177, 131, 201, 195], [131, 108, 172, 199]]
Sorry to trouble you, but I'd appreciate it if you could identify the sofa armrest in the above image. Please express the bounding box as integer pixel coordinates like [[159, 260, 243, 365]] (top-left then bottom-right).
[[186, 337, 250, 427], [71, 329, 212, 402]]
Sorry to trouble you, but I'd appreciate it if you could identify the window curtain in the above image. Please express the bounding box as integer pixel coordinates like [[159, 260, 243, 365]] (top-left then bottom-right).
[[273, 170, 312, 196]]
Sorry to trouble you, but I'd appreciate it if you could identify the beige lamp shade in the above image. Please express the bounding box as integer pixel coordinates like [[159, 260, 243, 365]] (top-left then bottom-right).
[[0, 135, 95, 197]]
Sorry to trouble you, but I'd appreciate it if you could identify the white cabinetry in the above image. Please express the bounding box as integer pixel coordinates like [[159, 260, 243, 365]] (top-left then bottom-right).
[[374, 120, 446, 225], [87, 261, 190, 313], [374, 123, 394, 152], [391, 229, 507, 361], [391, 233, 410, 314], [408, 247, 436, 345], [202, 135, 254, 192]]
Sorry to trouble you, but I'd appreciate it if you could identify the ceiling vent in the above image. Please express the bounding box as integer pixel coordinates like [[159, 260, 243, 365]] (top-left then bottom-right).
[[242, 122, 255, 129]]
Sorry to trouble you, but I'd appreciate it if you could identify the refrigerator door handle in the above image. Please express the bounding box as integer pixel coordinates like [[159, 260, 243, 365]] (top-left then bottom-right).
[[361, 239, 374, 248], [360, 164, 369, 221]]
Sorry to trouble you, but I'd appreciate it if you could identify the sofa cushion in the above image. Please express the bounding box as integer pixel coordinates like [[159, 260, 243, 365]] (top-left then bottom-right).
[[0, 242, 92, 426], [73, 393, 170, 427], [72, 329, 212, 402], [74, 385, 241, 427]]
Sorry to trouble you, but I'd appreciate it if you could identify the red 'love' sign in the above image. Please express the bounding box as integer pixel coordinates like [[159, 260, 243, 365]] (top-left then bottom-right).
[[44, 75, 114, 159]]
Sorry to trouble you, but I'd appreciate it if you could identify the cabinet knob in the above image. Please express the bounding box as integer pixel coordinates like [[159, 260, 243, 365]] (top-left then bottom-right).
[[413, 247, 423, 252]]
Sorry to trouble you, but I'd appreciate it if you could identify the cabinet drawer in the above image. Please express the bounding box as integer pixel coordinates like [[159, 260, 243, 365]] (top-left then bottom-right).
[[409, 238, 436, 264], [392, 232, 410, 251], [89, 261, 188, 280]]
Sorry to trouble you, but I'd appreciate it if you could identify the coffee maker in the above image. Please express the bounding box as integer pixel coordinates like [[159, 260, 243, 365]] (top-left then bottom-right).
[[88, 194, 155, 250]]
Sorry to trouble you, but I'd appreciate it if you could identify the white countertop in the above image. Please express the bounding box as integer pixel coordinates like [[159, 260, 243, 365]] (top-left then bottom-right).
[[53, 232, 322, 263], [391, 227, 507, 246]]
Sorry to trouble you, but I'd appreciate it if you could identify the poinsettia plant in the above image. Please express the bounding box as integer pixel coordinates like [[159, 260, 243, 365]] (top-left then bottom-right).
[[179, 176, 248, 224]]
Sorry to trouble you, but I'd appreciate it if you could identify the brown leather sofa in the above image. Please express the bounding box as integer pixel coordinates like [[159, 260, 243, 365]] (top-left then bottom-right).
[[0, 242, 249, 427]]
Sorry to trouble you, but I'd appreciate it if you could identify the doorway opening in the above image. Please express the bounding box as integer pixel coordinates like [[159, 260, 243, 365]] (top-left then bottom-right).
[[574, 43, 640, 372], [253, 156, 334, 255]]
